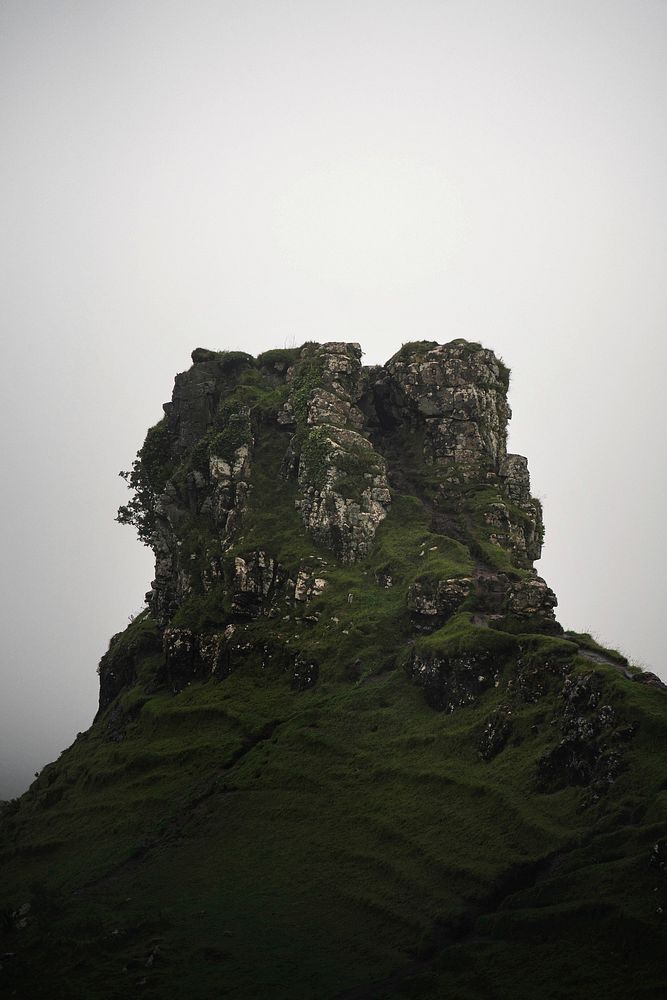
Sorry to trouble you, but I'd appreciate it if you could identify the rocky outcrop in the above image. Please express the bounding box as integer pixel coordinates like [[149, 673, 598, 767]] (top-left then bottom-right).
[[478, 705, 514, 760], [118, 338, 558, 645], [206, 432, 253, 546], [284, 343, 392, 562], [163, 626, 234, 691], [482, 495, 544, 568], [506, 576, 559, 631], [408, 646, 504, 713], [293, 567, 327, 603], [231, 550, 284, 616], [163, 348, 254, 453], [538, 672, 633, 797], [407, 576, 473, 626], [97, 621, 162, 712], [149, 395, 255, 623], [379, 340, 511, 478]]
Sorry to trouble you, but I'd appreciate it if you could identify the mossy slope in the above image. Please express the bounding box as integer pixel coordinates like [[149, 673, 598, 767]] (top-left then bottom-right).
[[1, 343, 665, 999]]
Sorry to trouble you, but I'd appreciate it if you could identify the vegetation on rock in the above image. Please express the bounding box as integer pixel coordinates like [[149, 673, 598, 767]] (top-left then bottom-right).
[[1, 339, 665, 1000]]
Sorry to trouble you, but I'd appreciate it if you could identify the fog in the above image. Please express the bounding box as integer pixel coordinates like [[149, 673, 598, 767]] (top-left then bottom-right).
[[1, 0, 665, 798]]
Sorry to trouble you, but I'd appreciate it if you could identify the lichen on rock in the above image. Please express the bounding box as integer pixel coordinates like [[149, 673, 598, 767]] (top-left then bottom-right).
[[285, 342, 392, 563]]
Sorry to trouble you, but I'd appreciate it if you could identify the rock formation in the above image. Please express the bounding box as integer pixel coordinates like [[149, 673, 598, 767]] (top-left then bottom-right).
[[122, 339, 553, 637], [3, 338, 665, 1000]]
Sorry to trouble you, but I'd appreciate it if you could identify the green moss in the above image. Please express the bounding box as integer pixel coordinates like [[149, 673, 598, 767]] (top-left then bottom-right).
[[209, 411, 251, 461], [300, 426, 332, 489], [415, 612, 518, 660], [563, 631, 629, 666], [291, 356, 324, 425], [332, 445, 383, 500], [195, 349, 256, 373], [462, 486, 538, 575], [8, 341, 667, 999], [171, 584, 231, 631], [2, 616, 666, 999], [515, 633, 579, 664], [257, 347, 302, 371], [387, 340, 439, 365]]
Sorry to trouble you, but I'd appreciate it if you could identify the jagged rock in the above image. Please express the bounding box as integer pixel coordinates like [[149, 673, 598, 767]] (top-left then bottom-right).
[[538, 672, 630, 794], [479, 706, 513, 760], [507, 576, 557, 617], [509, 650, 572, 703], [148, 504, 193, 625], [473, 571, 510, 615], [409, 649, 502, 712], [97, 621, 162, 712], [499, 454, 532, 503], [163, 627, 235, 688], [232, 551, 284, 616], [506, 575, 560, 631], [123, 337, 556, 626], [483, 499, 543, 567], [209, 426, 254, 546], [307, 388, 364, 430], [407, 577, 473, 625], [163, 627, 198, 690], [287, 343, 391, 562], [164, 349, 254, 452], [294, 568, 327, 603], [198, 633, 231, 677], [383, 340, 511, 479]]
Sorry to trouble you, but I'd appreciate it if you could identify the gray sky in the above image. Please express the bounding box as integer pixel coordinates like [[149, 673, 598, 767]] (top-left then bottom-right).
[[1, 0, 665, 798]]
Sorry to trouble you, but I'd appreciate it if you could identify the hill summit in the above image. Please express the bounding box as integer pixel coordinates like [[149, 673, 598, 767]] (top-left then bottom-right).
[[1, 339, 666, 999]]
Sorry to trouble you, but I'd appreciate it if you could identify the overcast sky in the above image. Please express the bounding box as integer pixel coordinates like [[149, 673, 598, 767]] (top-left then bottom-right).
[[1, 0, 665, 799]]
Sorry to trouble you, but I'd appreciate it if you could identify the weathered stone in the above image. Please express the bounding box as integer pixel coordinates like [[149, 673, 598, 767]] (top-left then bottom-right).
[[479, 706, 513, 760], [97, 623, 162, 713], [198, 633, 231, 678], [294, 568, 327, 603], [163, 627, 198, 691], [483, 499, 543, 567], [232, 551, 283, 616], [127, 338, 557, 645], [505, 575, 560, 632], [499, 454, 532, 504], [409, 649, 502, 712], [537, 672, 631, 795], [383, 340, 511, 479], [407, 577, 473, 625], [286, 343, 391, 562]]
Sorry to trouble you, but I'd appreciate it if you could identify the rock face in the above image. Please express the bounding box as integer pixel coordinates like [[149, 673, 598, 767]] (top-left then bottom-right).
[[409, 646, 503, 712], [407, 577, 474, 626], [110, 337, 562, 711], [123, 339, 549, 625], [380, 339, 511, 476], [284, 343, 391, 563], [537, 672, 629, 798]]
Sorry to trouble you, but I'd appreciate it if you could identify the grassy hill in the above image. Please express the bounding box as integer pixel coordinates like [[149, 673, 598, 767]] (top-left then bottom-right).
[[1, 342, 665, 998]]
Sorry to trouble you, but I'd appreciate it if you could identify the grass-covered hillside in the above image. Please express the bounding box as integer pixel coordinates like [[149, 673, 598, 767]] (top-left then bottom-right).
[[1, 341, 665, 999]]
